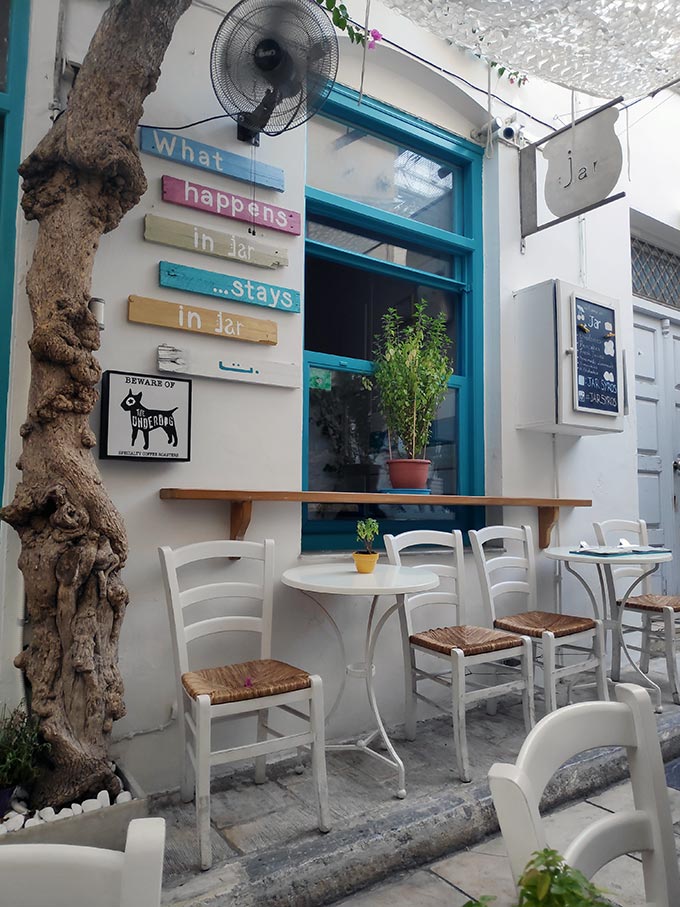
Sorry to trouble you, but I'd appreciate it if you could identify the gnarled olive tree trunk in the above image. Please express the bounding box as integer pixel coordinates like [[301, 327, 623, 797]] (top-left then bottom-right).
[[1, 0, 191, 807]]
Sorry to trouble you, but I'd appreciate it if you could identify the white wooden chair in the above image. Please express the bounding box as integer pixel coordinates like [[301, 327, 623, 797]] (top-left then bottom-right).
[[159, 538, 330, 870], [0, 817, 165, 907], [489, 683, 680, 906], [384, 529, 534, 782], [594, 518, 680, 703], [469, 525, 608, 712]]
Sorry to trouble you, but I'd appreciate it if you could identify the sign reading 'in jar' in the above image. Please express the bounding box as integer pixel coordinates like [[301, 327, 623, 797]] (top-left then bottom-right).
[[128, 295, 277, 345]]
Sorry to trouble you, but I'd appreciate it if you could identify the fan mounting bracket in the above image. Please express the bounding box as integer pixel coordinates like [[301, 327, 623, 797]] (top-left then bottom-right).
[[237, 113, 261, 146]]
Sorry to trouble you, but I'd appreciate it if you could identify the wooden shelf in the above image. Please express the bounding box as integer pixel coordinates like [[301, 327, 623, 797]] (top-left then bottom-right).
[[159, 489, 592, 549]]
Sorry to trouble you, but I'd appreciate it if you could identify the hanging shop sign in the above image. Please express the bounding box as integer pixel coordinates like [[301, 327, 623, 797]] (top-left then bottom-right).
[[139, 127, 284, 192], [143, 214, 288, 270], [158, 260, 300, 313], [162, 175, 302, 235], [100, 370, 192, 461], [157, 343, 299, 389], [128, 294, 277, 345], [520, 98, 625, 238]]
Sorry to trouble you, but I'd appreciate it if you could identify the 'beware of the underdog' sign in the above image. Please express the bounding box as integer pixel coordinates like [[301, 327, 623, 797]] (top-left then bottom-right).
[[162, 175, 301, 236], [139, 127, 285, 192]]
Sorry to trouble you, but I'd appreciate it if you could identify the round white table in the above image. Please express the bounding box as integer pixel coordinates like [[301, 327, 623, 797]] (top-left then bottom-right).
[[544, 546, 673, 711], [281, 562, 439, 798]]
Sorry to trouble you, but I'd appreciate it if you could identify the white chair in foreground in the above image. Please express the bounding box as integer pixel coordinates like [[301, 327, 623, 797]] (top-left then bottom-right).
[[489, 683, 680, 907], [470, 524, 608, 712], [0, 817, 165, 907], [384, 529, 534, 782], [594, 518, 680, 703], [159, 538, 330, 870]]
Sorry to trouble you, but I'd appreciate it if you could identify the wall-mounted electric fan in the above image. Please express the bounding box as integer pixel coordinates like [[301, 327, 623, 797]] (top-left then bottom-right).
[[210, 0, 340, 144]]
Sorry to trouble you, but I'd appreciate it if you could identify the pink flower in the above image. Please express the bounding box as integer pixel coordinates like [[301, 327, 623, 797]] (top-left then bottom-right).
[[368, 28, 383, 49], [244, 676, 253, 687]]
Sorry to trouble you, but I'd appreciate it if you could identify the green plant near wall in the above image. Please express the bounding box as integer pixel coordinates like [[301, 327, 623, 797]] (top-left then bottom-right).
[[356, 518, 380, 554], [313, 0, 366, 44], [0, 702, 50, 793], [463, 849, 610, 907], [370, 301, 453, 460]]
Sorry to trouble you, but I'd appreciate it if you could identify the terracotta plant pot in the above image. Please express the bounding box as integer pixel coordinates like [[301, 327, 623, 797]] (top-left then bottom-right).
[[352, 552, 379, 574], [387, 458, 431, 490]]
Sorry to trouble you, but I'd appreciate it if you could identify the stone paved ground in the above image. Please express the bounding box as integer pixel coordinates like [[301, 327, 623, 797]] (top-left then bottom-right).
[[157, 669, 680, 906]]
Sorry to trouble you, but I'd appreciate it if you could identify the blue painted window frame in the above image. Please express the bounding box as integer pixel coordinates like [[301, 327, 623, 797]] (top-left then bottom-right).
[[0, 0, 30, 502], [303, 85, 484, 550]]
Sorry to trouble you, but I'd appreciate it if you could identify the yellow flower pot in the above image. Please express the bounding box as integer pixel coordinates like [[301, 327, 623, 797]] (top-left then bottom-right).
[[353, 552, 379, 574]]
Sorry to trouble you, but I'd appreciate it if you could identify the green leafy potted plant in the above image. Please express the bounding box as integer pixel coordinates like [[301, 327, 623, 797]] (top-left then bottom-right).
[[371, 301, 453, 490], [463, 848, 610, 907], [0, 702, 50, 814], [354, 518, 380, 573]]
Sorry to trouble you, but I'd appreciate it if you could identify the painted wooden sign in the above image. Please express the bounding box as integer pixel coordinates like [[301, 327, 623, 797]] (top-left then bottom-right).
[[144, 214, 289, 270], [162, 175, 301, 235], [158, 260, 301, 313], [157, 344, 299, 389], [139, 127, 284, 192], [128, 294, 277, 345]]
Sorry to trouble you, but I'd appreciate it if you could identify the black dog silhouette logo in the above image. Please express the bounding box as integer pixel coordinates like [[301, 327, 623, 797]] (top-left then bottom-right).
[[120, 391, 178, 450]]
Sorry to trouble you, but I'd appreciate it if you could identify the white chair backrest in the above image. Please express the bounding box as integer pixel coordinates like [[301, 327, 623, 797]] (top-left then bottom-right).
[[593, 518, 652, 595], [0, 817, 165, 907], [159, 539, 275, 679], [489, 684, 680, 906], [469, 525, 537, 624], [384, 530, 466, 633]]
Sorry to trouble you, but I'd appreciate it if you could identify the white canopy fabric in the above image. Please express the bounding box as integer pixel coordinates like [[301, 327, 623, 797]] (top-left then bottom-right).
[[379, 0, 680, 99]]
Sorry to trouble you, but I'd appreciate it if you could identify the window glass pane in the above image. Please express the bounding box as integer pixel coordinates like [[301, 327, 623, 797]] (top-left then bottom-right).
[[307, 365, 458, 522], [0, 1, 9, 92], [307, 215, 455, 279], [631, 236, 680, 309], [305, 255, 459, 365], [307, 117, 458, 231]]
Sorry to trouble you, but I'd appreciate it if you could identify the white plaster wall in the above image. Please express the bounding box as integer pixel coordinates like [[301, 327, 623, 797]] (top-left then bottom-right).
[[4, 0, 680, 793]]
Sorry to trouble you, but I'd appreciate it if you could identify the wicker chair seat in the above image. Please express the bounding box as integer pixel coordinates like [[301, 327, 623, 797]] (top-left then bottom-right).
[[619, 594, 680, 613], [182, 659, 311, 705], [410, 625, 524, 657], [495, 610, 596, 639]]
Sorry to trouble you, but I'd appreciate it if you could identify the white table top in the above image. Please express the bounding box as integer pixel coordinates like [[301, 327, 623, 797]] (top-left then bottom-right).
[[544, 546, 673, 566], [281, 562, 439, 596]]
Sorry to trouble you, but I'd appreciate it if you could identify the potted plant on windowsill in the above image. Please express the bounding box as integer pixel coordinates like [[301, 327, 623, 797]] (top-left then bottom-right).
[[371, 301, 453, 490], [353, 518, 380, 573], [0, 702, 50, 815]]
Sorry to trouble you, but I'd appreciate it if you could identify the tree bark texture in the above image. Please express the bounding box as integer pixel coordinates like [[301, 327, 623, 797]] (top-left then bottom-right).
[[1, 0, 191, 807]]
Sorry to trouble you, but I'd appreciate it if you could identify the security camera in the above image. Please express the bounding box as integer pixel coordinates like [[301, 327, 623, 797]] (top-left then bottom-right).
[[470, 117, 503, 143]]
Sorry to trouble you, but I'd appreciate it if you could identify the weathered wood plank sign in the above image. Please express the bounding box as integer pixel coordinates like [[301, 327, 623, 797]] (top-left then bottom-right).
[[139, 127, 284, 192], [162, 175, 302, 235], [128, 295, 277, 345], [157, 343, 299, 389], [144, 214, 289, 270], [158, 260, 301, 313]]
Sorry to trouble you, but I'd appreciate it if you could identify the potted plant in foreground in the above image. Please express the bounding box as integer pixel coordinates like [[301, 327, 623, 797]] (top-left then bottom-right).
[[0, 702, 50, 814], [372, 301, 453, 490], [354, 518, 380, 573]]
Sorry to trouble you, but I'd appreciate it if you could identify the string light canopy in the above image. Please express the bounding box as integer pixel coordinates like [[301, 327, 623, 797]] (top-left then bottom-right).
[[380, 0, 680, 99]]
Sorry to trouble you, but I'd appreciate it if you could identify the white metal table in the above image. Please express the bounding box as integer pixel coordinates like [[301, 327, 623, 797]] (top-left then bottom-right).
[[544, 546, 673, 711], [281, 562, 439, 798]]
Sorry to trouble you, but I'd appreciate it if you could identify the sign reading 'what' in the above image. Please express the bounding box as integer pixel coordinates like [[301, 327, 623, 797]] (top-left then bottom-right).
[[139, 127, 284, 192], [162, 175, 301, 235], [159, 260, 300, 313]]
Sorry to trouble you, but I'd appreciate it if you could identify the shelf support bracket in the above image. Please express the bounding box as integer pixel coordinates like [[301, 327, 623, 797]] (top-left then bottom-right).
[[230, 500, 252, 541], [537, 506, 559, 549]]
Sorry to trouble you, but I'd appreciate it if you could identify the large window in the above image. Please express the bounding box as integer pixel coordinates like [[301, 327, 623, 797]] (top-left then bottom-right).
[[303, 87, 484, 550]]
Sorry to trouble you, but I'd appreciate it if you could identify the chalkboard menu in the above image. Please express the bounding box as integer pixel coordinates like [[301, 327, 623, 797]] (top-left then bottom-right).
[[573, 296, 619, 415]]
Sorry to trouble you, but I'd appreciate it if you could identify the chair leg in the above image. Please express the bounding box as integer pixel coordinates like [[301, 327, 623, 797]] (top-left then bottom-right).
[[542, 633, 557, 714], [309, 676, 331, 833], [451, 650, 470, 783], [398, 607, 417, 741], [611, 604, 623, 682], [255, 709, 268, 784], [594, 622, 610, 702], [486, 663, 498, 716], [195, 695, 212, 871], [180, 700, 194, 803], [640, 614, 652, 675], [520, 637, 535, 731], [662, 609, 680, 706]]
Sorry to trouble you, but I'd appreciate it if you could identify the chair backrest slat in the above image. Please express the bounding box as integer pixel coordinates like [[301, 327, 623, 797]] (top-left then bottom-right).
[[184, 616, 263, 643], [593, 519, 652, 594], [384, 529, 466, 630], [469, 525, 537, 624], [179, 582, 264, 608]]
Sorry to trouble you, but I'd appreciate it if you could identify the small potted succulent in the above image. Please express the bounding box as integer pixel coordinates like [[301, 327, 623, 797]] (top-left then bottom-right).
[[371, 300, 453, 490], [0, 702, 50, 813], [353, 518, 380, 573]]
